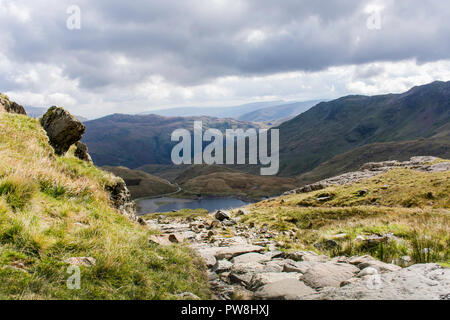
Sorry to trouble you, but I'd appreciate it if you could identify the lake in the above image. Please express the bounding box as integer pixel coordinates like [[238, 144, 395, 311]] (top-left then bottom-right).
[[136, 197, 252, 215]]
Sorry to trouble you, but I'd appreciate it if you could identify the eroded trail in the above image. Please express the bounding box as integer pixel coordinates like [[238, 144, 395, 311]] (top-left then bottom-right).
[[144, 209, 450, 300]]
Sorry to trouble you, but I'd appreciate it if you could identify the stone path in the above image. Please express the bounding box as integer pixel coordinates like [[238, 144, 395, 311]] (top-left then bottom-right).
[[144, 210, 450, 300]]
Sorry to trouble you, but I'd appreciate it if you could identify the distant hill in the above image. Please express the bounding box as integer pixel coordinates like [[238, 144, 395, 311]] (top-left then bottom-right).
[[83, 114, 261, 168], [277, 81, 450, 176], [238, 100, 322, 124], [174, 165, 298, 199], [140, 101, 288, 118], [102, 166, 178, 199]]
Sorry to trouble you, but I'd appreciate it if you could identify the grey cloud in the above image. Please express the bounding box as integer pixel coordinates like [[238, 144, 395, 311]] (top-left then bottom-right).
[[1, 0, 450, 90]]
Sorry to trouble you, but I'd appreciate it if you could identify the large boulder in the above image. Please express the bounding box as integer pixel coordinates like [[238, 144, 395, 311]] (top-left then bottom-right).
[[40, 106, 85, 155], [0, 94, 26, 115]]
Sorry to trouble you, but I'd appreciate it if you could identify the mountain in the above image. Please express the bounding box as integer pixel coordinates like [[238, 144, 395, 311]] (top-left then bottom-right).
[[277, 81, 450, 176], [237, 100, 322, 124], [140, 101, 287, 118], [83, 114, 261, 168]]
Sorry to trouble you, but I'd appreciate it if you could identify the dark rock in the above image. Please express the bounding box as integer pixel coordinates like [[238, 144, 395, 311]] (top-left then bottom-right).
[[215, 210, 230, 221], [40, 106, 85, 155], [74, 141, 93, 163], [0, 94, 27, 115], [105, 178, 137, 221]]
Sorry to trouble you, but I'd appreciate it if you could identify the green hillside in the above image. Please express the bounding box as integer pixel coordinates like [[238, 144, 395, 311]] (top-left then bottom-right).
[[278, 81, 450, 176], [0, 111, 209, 299]]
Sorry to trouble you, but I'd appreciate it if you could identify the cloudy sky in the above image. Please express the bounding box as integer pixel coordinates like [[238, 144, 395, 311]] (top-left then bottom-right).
[[1, 0, 450, 118]]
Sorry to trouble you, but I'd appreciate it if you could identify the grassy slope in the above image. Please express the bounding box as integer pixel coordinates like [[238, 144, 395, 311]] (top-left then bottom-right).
[[0, 112, 209, 299], [239, 167, 450, 265], [102, 166, 178, 199]]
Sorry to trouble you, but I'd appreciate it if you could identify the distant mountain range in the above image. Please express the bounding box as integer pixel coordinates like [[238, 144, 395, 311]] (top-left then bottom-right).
[[277, 81, 450, 176], [83, 114, 260, 168], [140, 101, 287, 119], [83, 81, 450, 185]]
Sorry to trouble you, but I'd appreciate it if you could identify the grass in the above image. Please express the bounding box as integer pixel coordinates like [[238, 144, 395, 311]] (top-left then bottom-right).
[[141, 208, 210, 220], [0, 112, 210, 299], [237, 167, 450, 266]]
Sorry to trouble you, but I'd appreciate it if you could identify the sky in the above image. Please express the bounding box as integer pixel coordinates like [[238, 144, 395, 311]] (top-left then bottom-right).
[[1, 0, 450, 119]]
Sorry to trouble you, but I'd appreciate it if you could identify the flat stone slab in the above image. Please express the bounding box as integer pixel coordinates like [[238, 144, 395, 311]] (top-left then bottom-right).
[[199, 245, 265, 260], [249, 272, 301, 290], [231, 252, 270, 264], [254, 279, 316, 300], [301, 262, 359, 289]]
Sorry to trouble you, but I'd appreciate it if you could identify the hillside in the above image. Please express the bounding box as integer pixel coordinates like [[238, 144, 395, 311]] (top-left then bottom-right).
[[0, 108, 209, 299], [239, 158, 450, 265], [175, 165, 298, 199], [277, 81, 450, 176], [102, 166, 178, 199], [297, 138, 450, 185], [83, 114, 261, 168]]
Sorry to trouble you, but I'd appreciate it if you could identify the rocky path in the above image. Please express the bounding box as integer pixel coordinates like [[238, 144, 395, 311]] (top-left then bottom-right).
[[144, 209, 450, 300]]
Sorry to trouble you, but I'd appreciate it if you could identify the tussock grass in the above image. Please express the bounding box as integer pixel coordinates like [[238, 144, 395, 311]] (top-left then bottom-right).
[[240, 168, 450, 265], [0, 113, 210, 299]]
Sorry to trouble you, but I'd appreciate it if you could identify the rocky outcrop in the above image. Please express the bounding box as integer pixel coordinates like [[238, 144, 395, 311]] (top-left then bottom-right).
[[143, 211, 449, 300], [285, 156, 448, 195], [0, 94, 27, 115], [105, 178, 137, 221], [74, 141, 93, 163], [40, 106, 86, 156]]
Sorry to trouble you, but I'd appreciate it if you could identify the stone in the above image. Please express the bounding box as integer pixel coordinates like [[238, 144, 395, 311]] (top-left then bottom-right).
[[105, 178, 137, 221], [64, 257, 96, 267], [199, 245, 265, 260], [74, 141, 93, 163], [358, 267, 379, 277], [287, 251, 329, 263], [229, 262, 265, 286], [301, 262, 359, 289], [283, 261, 318, 274], [197, 251, 217, 268], [249, 272, 301, 290], [254, 279, 316, 300], [214, 210, 230, 221], [213, 260, 233, 273], [231, 253, 270, 264], [0, 94, 26, 115], [149, 235, 172, 246], [358, 260, 402, 273], [168, 233, 184, 243], [310, 264, 450, 300], [177, 292, 200, 300], [222, 219, 237, 226], [40, 106, 86, 155]]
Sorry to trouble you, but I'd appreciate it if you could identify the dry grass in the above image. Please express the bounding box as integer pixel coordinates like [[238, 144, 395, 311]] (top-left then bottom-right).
[[238, 168, 450, 265]]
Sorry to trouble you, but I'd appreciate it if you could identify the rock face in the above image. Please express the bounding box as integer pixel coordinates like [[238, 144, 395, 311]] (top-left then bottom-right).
[[74, 141, 93, 163], [105, 178, 137, 221], [0, 94, 27, 115], [40, 106, 86, 156]]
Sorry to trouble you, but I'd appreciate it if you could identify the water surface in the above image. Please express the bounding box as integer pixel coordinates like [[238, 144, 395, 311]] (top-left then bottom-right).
[[137, 197, 251, 215]]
